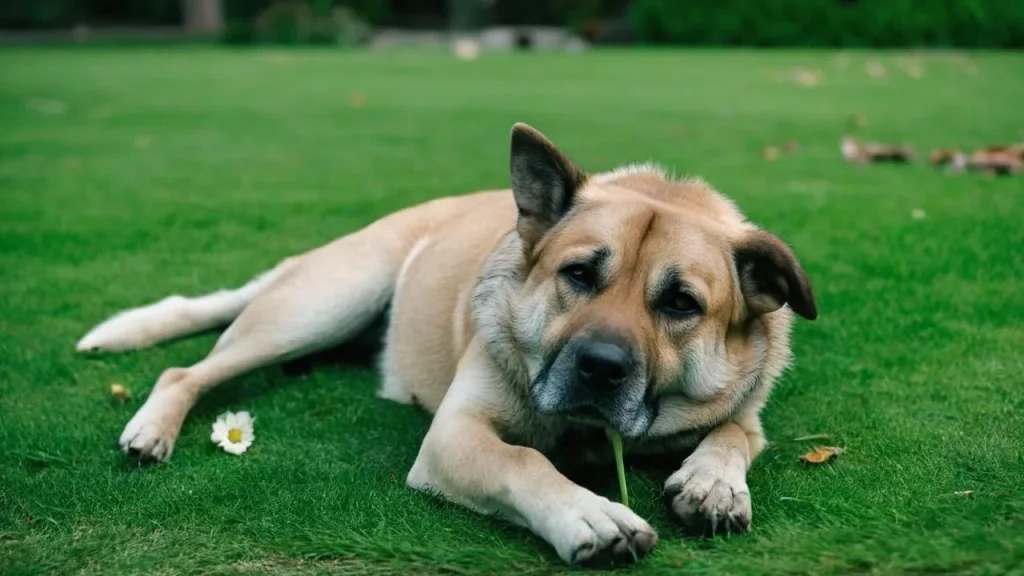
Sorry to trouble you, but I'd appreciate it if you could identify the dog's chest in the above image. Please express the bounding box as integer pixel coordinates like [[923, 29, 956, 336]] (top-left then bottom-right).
[[544, 425, 615, 468], [535, 424, 712, 471]]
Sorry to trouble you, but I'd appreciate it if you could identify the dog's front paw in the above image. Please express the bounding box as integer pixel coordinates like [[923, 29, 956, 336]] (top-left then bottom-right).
[[664, 455, 751, 536], [547, 492, 658, 565], [118, 387, 185, 462]]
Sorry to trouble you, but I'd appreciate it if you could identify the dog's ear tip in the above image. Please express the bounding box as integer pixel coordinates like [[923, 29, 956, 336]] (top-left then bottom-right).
[[793, 278, 818, 320], [510, 123, 547, 150], [798, 306, 819, 321], [510, 122, 536, 138]]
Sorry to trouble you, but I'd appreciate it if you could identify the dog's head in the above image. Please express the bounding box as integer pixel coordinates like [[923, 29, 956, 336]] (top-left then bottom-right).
[[504, 124, 817, 439]]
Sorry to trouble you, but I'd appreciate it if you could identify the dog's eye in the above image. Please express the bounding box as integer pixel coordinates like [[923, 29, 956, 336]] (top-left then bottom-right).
[[560, 263, 597, 291], [662, 292, 701, 317]]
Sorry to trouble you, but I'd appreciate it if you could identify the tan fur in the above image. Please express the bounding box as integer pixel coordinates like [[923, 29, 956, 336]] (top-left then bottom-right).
[[78, 124, 815, 566]]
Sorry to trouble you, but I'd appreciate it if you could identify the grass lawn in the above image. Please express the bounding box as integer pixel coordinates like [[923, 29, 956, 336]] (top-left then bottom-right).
[[1, 46, 1023, 575]]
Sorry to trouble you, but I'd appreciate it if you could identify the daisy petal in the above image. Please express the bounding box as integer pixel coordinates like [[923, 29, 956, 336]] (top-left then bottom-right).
[[211, 421, 228, 443], [234, 411, 253, 427], [223, 441, 247, 455]]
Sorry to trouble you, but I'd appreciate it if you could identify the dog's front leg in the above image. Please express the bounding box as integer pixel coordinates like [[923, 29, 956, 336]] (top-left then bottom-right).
[[663, 415, 765, 535], [406, 341, 657, 565]]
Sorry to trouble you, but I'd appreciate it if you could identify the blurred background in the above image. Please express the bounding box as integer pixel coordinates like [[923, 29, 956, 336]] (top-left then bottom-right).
[[1, 0, 1022, 49]]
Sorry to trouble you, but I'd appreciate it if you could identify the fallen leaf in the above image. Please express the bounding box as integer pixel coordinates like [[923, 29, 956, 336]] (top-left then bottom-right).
[[784, 140, 800, 152], [841, 136, 864, 163], [792, 68, 822, 87], [968, 146, 1023, 175], [902, 60, 925, 79], [763, 146, 780, 161], [911, 209, 927, 220], [843, 136, 915, 164], [110, 383, 130, 403], [865, 60, 887, 79], [929, 149, 966, 171], [800, 446, 844, 464], [348, 92, 367, 109]]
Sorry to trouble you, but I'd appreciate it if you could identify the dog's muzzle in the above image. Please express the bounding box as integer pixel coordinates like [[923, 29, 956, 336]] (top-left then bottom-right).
[[530, 332, 654, 438], [575, 338, 633, 393]]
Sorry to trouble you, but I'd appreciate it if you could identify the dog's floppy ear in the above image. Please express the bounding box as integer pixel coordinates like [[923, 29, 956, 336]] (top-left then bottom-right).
[[733, 230, 817, 320], [509, 123, 587, 247]]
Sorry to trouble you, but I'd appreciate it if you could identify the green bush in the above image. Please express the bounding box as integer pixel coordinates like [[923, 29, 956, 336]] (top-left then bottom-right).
[[629, 0, 1024, 48], [222, 0, 384, 44]]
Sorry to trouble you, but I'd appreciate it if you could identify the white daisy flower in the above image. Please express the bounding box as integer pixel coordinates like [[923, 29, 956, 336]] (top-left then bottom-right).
[[210, 411, 255, 455]]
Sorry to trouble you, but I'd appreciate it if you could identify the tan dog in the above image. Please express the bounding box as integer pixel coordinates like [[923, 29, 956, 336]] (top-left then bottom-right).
[[78, 124, 817, 565]]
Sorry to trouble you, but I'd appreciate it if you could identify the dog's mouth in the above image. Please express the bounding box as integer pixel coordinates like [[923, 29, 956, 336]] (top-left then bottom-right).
[[529, 362, 654, 439], [561, 406, 607, 428]]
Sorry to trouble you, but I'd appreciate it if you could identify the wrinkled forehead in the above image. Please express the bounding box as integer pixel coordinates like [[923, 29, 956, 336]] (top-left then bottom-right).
[[539, 199, 735, 297]]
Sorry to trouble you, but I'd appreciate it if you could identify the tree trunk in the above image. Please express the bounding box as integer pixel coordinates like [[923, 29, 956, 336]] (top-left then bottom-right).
[[183, 0, 225, 34]]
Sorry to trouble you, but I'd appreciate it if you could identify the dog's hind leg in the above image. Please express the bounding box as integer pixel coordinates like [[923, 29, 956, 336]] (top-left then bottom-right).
[[117, 219, 419, 461], [76, 264, 290, 354]]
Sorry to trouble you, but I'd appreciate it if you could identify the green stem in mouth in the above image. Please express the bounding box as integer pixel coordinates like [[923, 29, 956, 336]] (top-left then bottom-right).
[[565, 416, 629, 508], [608, 428, 629, 508]]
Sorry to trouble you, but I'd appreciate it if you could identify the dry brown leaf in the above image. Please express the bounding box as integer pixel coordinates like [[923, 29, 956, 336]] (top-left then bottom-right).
[[929, 149, 967, 173], [904, 62, 925, 79], [348, 92, 367, 109], [865, 59, 887, 79], [842, 136, 915, 164], [110, 383, 130, 402], [800, 446, 844, 464], [762, 146, 780, 161], [792, 68, 822, 87], [968, 145, 1024, 175], [783, 140, 800, 152]]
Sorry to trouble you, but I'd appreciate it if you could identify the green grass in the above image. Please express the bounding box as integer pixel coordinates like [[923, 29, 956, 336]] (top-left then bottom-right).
[[1, 47, 1023, 575]]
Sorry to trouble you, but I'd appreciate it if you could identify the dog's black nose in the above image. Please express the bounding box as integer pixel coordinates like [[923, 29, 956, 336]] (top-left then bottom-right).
[[576, 340, 632, 391]]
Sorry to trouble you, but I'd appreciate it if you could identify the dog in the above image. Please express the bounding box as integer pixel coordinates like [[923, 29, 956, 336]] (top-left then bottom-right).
[[78, 124, 817, 565]]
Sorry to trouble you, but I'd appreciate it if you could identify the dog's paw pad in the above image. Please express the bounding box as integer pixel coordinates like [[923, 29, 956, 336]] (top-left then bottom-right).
[[120, 423, 175, 462], [664, 464, 751, 537], [555, 496, 658, 565], [118, 402, 178, 463]]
